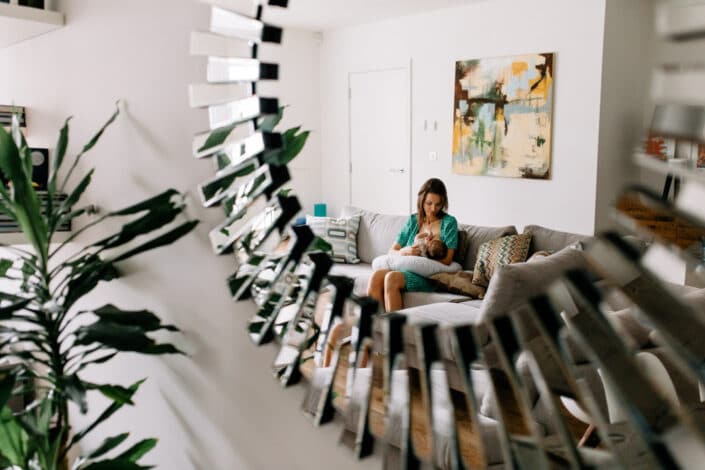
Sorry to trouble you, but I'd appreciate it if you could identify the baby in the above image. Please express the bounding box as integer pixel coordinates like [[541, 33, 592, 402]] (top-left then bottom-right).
[[414, 232, 448, 260], [426, 238, 448, 260]]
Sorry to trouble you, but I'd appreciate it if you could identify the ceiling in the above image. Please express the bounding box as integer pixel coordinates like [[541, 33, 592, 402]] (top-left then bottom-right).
[[262, 0, 489, 32]]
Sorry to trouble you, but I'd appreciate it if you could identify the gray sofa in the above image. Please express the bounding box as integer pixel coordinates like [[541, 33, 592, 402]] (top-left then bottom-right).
[[326, 206, 705, 468], [332, 205, 592, 318]]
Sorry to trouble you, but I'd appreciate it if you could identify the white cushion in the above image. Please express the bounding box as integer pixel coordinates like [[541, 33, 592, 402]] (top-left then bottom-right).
[[341, 206, 408, 263], [306, 214, 361, 263], [372, 254, 462, 277]]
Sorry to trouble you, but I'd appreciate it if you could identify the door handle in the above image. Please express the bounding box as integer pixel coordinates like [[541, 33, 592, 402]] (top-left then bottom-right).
[[389, 168, 406, 174]]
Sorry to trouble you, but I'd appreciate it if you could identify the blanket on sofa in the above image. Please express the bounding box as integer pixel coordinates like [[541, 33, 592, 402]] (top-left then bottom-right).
[[371, 254, 462, 277]]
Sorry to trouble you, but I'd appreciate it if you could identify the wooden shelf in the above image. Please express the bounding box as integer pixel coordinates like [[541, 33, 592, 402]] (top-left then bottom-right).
[[0, 231, 71, 246], [0, 3, 64, 49], [616, 193, 705, 250]]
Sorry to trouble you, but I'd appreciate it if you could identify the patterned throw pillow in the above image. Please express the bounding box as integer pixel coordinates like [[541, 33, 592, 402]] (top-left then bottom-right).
[[471, 233, 532, 287], [305, 215, 361, 264]]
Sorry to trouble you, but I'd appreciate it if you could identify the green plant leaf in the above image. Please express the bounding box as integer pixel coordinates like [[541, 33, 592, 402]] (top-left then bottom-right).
[[91, 305, 179, 332], [108, 189, 180, 217], [0, 125, 48, 260], [74, 322, 153, 351], [307, 236, 332, 254], [197, 123, 238, 155], [64, 374, 88, 413], [87, 189, 186, 252], [74, 321, 183, 355], [114, 438, 157, 463], [215, 151, 231, 171], [111, 220, 199, 263], [85, 383, 135, 406], [73, 352, 118, 373], [60, 104, 120, 194], [61, 168, 94, 212], [80, 106, 120, 157], [69, 379, 145, 448], [48, 117, 71, 196], [0, 406, 28, 466], [0, 374, 16, 411], [258, 106, 285, 132], [19, 145, 32, 190], [265, 129, 310, 166], [0, 259, 13, 277], [0, 298, 31, 320], [85, 433, 129, 459], [18, 396, 54, 440], [64, 261, 119, 310]]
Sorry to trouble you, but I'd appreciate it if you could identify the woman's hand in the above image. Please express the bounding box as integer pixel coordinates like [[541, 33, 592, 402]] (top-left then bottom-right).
[[399, 245, 421, 256]]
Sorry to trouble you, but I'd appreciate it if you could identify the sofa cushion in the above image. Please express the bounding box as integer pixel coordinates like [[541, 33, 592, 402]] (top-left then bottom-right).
[[430, 271, 486, 299], [397, 301, 482, 325], [457, 224, 518, 270], [306, 214, 361, 263], [479, 245, 589, 325], [522, 224, 593, 255], [341, 206, 408, 263], [402, 292, 471, 308], [472, 233, 532, 288], [329, 263, 374, 297]]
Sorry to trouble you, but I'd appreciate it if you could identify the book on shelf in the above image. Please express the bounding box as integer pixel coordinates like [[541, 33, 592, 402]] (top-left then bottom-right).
[[0, 192, 71, 234]]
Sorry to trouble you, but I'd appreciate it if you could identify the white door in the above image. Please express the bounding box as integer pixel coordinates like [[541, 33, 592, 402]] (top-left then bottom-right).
[[349, 67, 411, 215]]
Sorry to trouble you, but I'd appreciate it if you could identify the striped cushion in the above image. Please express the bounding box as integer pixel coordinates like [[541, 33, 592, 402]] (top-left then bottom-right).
[[306, 215, 361, 264], [472, 233, 532, 287]]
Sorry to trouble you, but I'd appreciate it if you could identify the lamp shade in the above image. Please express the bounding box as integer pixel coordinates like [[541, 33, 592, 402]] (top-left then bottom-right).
[[650, 103, 705, 143]]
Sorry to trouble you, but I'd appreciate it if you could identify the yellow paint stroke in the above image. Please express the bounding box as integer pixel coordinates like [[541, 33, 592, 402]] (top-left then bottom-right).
[[529, 71, 553, 100], [452, 110, 473, 156], [453, 116, 462, 155], [511, 61, 528, 76]]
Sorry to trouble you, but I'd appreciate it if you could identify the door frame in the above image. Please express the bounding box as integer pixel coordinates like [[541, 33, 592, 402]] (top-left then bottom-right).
[[347, 61, 413, 214]]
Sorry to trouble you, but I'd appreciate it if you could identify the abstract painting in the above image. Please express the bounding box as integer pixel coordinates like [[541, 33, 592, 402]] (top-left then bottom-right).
[[452, 53, 555, 179]]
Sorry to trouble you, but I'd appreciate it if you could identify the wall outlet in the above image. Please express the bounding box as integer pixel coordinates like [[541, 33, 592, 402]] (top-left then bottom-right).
[[429, 151, 438, 161]]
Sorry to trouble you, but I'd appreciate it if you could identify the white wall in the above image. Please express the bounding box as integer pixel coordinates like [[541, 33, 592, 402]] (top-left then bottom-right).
[[0, 1, 359, 469], [594, 0, 655, 231], [320, 0, 608, 235], [641, 0, 705, 191], [259, 30, 322, 215]]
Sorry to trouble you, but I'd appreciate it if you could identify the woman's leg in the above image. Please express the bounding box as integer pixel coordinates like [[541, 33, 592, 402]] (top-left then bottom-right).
[[367, 269, 391, 308], [384, 271, 406, 312]]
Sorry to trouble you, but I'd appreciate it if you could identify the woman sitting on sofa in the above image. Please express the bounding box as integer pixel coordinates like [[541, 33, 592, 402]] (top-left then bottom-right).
[[367, 178, 458, 312]]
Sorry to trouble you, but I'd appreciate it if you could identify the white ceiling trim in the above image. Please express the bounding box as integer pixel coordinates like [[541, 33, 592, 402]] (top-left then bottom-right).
[[262, 0, 491, 32]]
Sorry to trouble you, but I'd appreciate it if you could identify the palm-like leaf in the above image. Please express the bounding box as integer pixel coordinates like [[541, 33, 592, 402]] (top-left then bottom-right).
[[0, 106, 197, 469]]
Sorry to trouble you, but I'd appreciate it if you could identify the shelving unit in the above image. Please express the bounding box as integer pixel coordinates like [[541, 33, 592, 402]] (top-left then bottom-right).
[[0, 3, 64, 49]]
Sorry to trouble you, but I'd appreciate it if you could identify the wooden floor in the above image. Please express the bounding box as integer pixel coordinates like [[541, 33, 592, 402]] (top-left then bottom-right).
[[299, 298, 591, 469]]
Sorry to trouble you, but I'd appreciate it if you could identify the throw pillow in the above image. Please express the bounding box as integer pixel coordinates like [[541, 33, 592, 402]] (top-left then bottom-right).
[[472, 233, 532, 287], [527, 250, 552, 262], [430, 271, 486, 299], [371, 254, 462, 277], [306, 215, 361, 263]]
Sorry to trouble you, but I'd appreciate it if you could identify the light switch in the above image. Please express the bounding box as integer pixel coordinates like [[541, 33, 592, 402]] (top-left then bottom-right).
[[429, 151, 438, 161]]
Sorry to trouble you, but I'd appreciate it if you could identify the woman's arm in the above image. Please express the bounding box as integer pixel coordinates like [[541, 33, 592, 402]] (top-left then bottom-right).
[[438, 248, 455, 266], [438, 215, 458, 265], [389, 242, 420, 256]]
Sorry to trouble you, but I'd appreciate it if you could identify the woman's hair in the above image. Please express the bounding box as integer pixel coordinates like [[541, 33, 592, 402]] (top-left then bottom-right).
[[416, 178, 448, 226]]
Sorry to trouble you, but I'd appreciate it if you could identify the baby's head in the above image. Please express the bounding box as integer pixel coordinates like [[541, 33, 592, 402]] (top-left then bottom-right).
[[426, 238, 447, 260]]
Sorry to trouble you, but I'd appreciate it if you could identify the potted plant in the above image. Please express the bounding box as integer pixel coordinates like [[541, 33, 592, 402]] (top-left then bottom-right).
[[0, 103, 198, 469]]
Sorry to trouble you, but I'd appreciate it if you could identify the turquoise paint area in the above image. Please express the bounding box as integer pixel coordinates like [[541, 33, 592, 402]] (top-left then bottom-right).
[[476, 104, 495, 131], [458, 99, 469, 116]]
